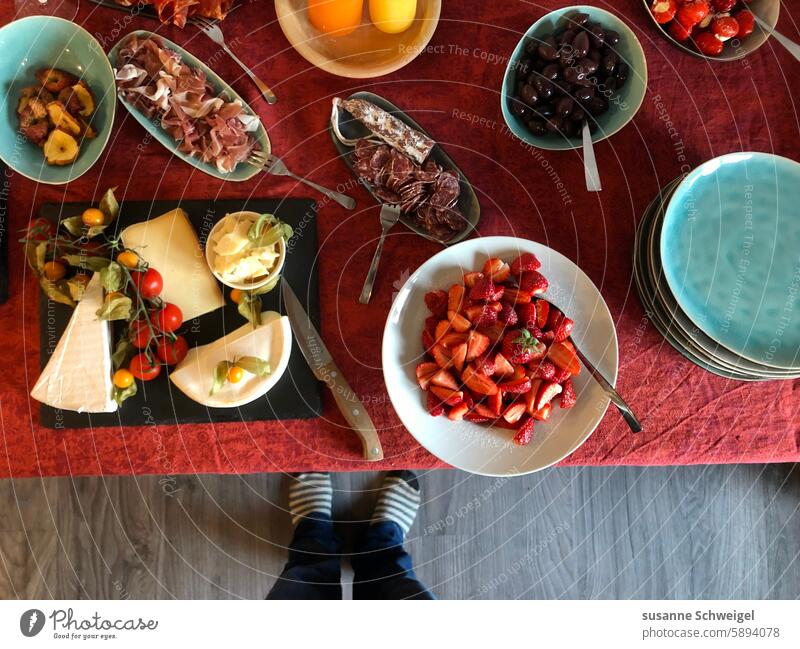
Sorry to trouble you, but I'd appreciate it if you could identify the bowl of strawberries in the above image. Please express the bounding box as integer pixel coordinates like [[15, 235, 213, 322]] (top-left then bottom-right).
[[382, 236, 618, 476], [645, 0, 778, 60]]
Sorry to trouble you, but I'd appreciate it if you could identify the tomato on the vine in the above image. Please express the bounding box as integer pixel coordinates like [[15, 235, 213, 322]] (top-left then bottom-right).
[[156, 303, 183, 333], [129, 320, 152, 349], [156, 335, 189, 365], [129, 353, 161, 381], [131, 268, 163, 299]]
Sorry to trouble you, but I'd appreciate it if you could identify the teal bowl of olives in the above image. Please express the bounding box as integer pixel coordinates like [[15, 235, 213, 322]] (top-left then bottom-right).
[[501, 6, 647, 151]]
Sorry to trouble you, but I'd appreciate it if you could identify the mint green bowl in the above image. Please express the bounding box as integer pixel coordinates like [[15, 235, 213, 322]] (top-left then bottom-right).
[[501, 6, 647, 151], [0, 16, 115, 185]]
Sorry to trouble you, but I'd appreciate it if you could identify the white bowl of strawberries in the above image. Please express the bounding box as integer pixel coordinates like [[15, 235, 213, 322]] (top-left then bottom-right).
[[382, 236, 618, 476], [646, 0, 778, 60]]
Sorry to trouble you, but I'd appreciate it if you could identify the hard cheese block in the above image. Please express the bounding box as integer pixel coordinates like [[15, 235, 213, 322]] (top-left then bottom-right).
[[31, 273, 117, 413], [121, 208, 225, 321], [170, 312, 292, 408]]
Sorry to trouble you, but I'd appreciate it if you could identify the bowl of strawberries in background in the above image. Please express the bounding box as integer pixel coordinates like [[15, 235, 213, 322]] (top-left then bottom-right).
[[645, 0, 779, 61], [382, 236, 618, 477]]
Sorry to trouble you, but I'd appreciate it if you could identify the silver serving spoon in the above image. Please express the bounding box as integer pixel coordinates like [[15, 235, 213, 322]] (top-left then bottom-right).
[[582, 121, 602, 192], [753, 14, 800, 64]]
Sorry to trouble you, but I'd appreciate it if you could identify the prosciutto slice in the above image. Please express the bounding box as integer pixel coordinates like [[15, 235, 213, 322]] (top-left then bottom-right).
[[114, 0, 234, 28]]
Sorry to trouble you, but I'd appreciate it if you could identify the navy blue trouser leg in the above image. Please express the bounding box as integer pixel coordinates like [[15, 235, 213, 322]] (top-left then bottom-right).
[[267, 513, 342, 599], [351, 521, 434, 600]]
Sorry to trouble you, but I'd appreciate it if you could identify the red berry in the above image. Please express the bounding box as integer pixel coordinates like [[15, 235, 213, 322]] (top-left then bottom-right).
[[502, 329, 546, 365], [510, 253, 541, 276], [694, 31, 724, 56], [676, 0, 709, 28], [734, 10, 754, 38], [711, 0, 736, 12], [519, 271, 548, 295], [531, 359, 557, 381], [498, 304, 518, 326], [469, 276, 496, 301], [427, 391, 444, 417], [712, 15, 739, 39], [668, 20, 693, 41], [475, 305, 499, 328], [129, 320, 152, 349], [650, 0, 676, 24], [512, 417, 536, 446], [424, 290, 448, 318], [560, 379, 577, 409]]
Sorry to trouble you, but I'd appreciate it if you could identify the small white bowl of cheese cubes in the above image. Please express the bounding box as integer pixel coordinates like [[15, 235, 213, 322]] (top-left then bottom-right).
[[206, 211, 287, 290]]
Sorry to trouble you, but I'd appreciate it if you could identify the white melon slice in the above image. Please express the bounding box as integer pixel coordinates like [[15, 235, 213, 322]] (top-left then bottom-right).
[[121, 208, 225, 321], [31, 273, 117, 413], [169, 313, 291, 408]]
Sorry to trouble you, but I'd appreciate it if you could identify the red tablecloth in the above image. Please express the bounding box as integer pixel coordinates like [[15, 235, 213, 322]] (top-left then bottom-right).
[[1, 1, 798, 479]]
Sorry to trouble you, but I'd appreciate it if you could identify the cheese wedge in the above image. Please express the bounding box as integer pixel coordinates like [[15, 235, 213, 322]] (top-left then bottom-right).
[[169, 313, 291, 408], [31, 273, 117, 413], [121, 208, 224, 321]]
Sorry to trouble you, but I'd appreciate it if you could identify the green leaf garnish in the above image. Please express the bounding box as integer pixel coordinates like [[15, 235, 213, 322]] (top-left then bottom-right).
[[61, 216, 84, 237], [248, 213, 293, 247], [237, 356, 271, 377], [113, 381, 137, 406], [238, 293, 262, 326], [66, 276, 89, 301], [96, 295, 132, 321], [98, 187, 119, 222], [38, 276, 75, 307], [111, 338, 133, 371], [210, 360, 233, 396]]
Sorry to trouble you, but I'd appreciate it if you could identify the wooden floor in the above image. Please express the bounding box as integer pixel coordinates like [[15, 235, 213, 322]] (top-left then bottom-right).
[[1, 464, 798, 599]]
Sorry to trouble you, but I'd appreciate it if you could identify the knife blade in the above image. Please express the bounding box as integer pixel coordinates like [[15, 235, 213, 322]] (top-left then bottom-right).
[[281, 278, 384, 461]]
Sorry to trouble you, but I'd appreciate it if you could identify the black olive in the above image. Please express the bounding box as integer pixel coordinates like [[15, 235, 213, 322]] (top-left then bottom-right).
[[563, 66, 580, 84], [615, 61, 629, 83], [587, 95, 608, 115], [558, 28, 576, 46], [556, 96, 575, 118], [542, 63, 560, 80], [526, 119, 547, 136], [510, 96, 531, 119], [538, 42, 559, 61], [602, 51, 618, 76], [563, 119, 580, 138], [545, 116, 564, 133], [577, 57, 598, 75], [572, 31, 590, 58], [525, 39, 538, 56], [533, 76, 553, 100], [537, 103, 556, 119], [567, 12, 590, 27], [589, 24, 605, 48], [605, 30, 620, 46], [520, 83, 539, 105], [576, 86, 595, 103], [571, 106, 586, 122]]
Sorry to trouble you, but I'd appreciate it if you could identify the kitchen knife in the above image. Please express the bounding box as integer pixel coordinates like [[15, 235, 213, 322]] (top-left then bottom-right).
[[281, 278, 384, 461]]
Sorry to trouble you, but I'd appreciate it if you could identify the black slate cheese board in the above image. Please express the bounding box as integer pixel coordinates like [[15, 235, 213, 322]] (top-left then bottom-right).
[[37, 198, 322, 429]]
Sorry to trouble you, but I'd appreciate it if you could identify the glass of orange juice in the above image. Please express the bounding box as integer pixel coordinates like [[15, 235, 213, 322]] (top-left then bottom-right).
[[308, 0, 364, 36]]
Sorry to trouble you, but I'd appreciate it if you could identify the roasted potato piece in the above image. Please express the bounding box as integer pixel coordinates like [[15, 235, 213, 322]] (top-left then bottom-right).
[[57, 86, 83, 117], [17, 95, 30, 114], [35, 68, 77, 93], [43, 129, 79, 165], [46, 101, 81, 136], [18, 105, 49, 146], [78, 118, 96, 139], [70, 82, 95, 117]]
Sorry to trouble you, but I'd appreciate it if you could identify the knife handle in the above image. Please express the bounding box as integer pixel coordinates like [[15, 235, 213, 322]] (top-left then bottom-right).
[[322, 361, 384, 461]]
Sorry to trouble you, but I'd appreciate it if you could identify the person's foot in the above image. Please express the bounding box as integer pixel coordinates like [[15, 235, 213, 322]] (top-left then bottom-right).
[[371, 470, 421, 536], [288, 472, 332, 525]]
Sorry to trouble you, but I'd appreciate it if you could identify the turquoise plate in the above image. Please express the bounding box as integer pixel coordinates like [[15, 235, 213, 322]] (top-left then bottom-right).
[[660, 152, 800, 370], [0, 16, 116, 185], [108, 31, 270, 182]]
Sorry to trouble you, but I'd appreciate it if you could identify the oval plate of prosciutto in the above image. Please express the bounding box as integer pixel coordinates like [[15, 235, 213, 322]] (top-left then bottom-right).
[[330, 92, 480, 245], [108, 31, 270, 181]]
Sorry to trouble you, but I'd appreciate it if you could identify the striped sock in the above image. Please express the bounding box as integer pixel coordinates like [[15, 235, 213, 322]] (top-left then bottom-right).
[[372, 470, 421, 536], [289, 472, 332, 526]]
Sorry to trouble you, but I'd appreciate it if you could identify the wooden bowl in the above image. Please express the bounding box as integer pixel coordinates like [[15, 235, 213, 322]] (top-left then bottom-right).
[[275, 0, 441, 78]]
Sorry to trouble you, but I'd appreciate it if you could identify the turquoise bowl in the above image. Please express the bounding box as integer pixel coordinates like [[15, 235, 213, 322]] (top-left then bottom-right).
[[0, 16, 115, 185], [500, 6, 647, 151], [661, 152, 800, 370], [108, 31, 271, 182]]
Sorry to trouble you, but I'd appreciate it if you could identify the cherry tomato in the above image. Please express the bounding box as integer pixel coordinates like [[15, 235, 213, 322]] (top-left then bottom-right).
[[28, 218, 55, 241], [131, 267, 163, 299], [650, 0, 676, 24], [43, 260, 66, 281], [694, 31, 724, 56], [129, 353, 161, 381], [113, 369, 134, 389], [117, 250, 139, 269], [129, 320, 152, 349], [711, 0, 736, 12], [81, 207, 105, 227], [676, 0, 709, 27], [156, 335, 189, 365], [230, 288, 245, 305], [669, 20, 693, 41], [712, 15, 739, 39], [227, 365, 244, 384], [735, 10, 754, 38], [156, 302, 183, 333]]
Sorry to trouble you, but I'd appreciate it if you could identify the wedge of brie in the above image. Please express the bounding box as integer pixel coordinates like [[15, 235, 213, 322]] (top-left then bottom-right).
[[169, 313, 291, 408], [31, 273, 117, 413], [121, 208, 225, 321]]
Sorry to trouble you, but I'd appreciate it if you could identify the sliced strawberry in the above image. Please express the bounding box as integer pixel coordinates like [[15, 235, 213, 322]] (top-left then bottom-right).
[[476, 306, 498, 328], [480, 323, 507, 345], [530, 359, 557, 380], [469, 276, 496, 301], [489, 301, 503, 313], [448, 284, 465, 313], [519, 270, 548, 295], [532, 402, 552, 421], [415, 362, 439, 390], [440, 331, 468, 348], [464, 304, 484, 322], [422, 329, 435, 352], [462, 364, 499, 395], [546, 306, 563, 330], [503, 402, 527, 424], [512, 417, 536, 446], [430, 386, 464, 406], [431, 344, 453, 369], [552, 316, 574, 343], [501, 329, 546, 364], [560, 379, 577, 409], [524, 379, 542, 415], [493, 352, 515, 377], [498, 303, 518, 326], [473, 402, 499, 419], [463, 271, 484, 288], [547, 341, 580, 375], [482, 257, 511, 282], [431, 369, 459, 391], [424, 290, 448, 318], [534, 299, 549, 329], [448, 402, 470, 420], [464, 412, 490, 423], [540, 330, 555, 346], [451, 342, 468, 372], [501, 287, 532, 305], [465, 330, 490, 362], [516, 303, 538, 329], [434, 319, 450, 342], [500, 376, 532, 395], [474, 353, 496, 376], [490, 284, 506, 301], [447, 310, 472, 333], [424, 315, 439, 335], [488, 390, 503, 416], [510, 364, 527, 381], [552, 366, 573, 383], [510, 252, 541, 275], [534, 380, 563, 411], [427, 391, 444, 417]]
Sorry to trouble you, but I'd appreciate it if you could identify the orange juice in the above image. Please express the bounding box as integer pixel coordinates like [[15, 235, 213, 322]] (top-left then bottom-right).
[[308, 0, 364, 36]]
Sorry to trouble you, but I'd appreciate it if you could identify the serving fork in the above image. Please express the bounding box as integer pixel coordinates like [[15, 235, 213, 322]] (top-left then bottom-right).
[[189, 15, 278, 105], [359, 204, 401, 304], [247, 151, 356, 209]]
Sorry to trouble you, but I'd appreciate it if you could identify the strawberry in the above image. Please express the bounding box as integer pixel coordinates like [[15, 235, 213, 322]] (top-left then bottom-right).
[[540, 331, 555, 346], [488, 390, 503, 416], [434, 320, 450, 343], [524, 379, 542, 415], [519, 271, 548, 295], [424, 290, 448, 317], [463, 271, 484, 288], [546, 306, 563, 330], [501, 287, 532, 305], [424, 315, 439, 335], [490, 284, 506, 302], [482, 257, 511, 282], [464, 304, 484, 323], [503, 402, 527, 424], [531, 359, 557, 380], [560, 379, 577, 409], [512, 417, 536, 446], [422, 329, 435, 352], [488, 301, 503, 313], [498, 303, 518, 326], [534, 299, 549, 328], [534, 380, 563, 411], [448, 402, 470, 420], [415, 362, 439, 390], [447, 310, 472, 333], [430, 386, 464, 406], [532, 403, 552, 421], [466, 304, 498, 328], [480, 323, 506, 345], [464, 412, 490, 423], [510, 252, 541, 275], [550, 314, 574, 343], [517, 302, 538, 329], [502, 329, 546, 364], [440, 331, 468, 348], [431, 369, 459, 391], [448, 284, 465, 313], [461, 364, 499, 395], [469, 276, 496, 301], [493, 352, 515, 377], [474, 353, 496, 376], [451, 343, 468, 372], [431, 344, 453, 369], [465, 330, 490, 362], [473, 402, 499, 419], [547, 341, 581, 375], [427, 391, 444, 416], [552, 366, 573, 383], [500, 376, 533, 395], [509, 364, 527, 381]]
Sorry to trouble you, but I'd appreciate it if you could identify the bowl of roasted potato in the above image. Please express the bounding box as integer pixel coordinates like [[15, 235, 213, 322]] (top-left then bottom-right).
[[0, 16, 115, 184]]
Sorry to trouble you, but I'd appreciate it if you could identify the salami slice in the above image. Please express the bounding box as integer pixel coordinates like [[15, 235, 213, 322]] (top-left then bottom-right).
[[373, 187, 401, 204]]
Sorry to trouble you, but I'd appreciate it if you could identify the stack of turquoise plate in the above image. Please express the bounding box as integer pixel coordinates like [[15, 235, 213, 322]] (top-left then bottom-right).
[[633, 152, 800, 381]]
